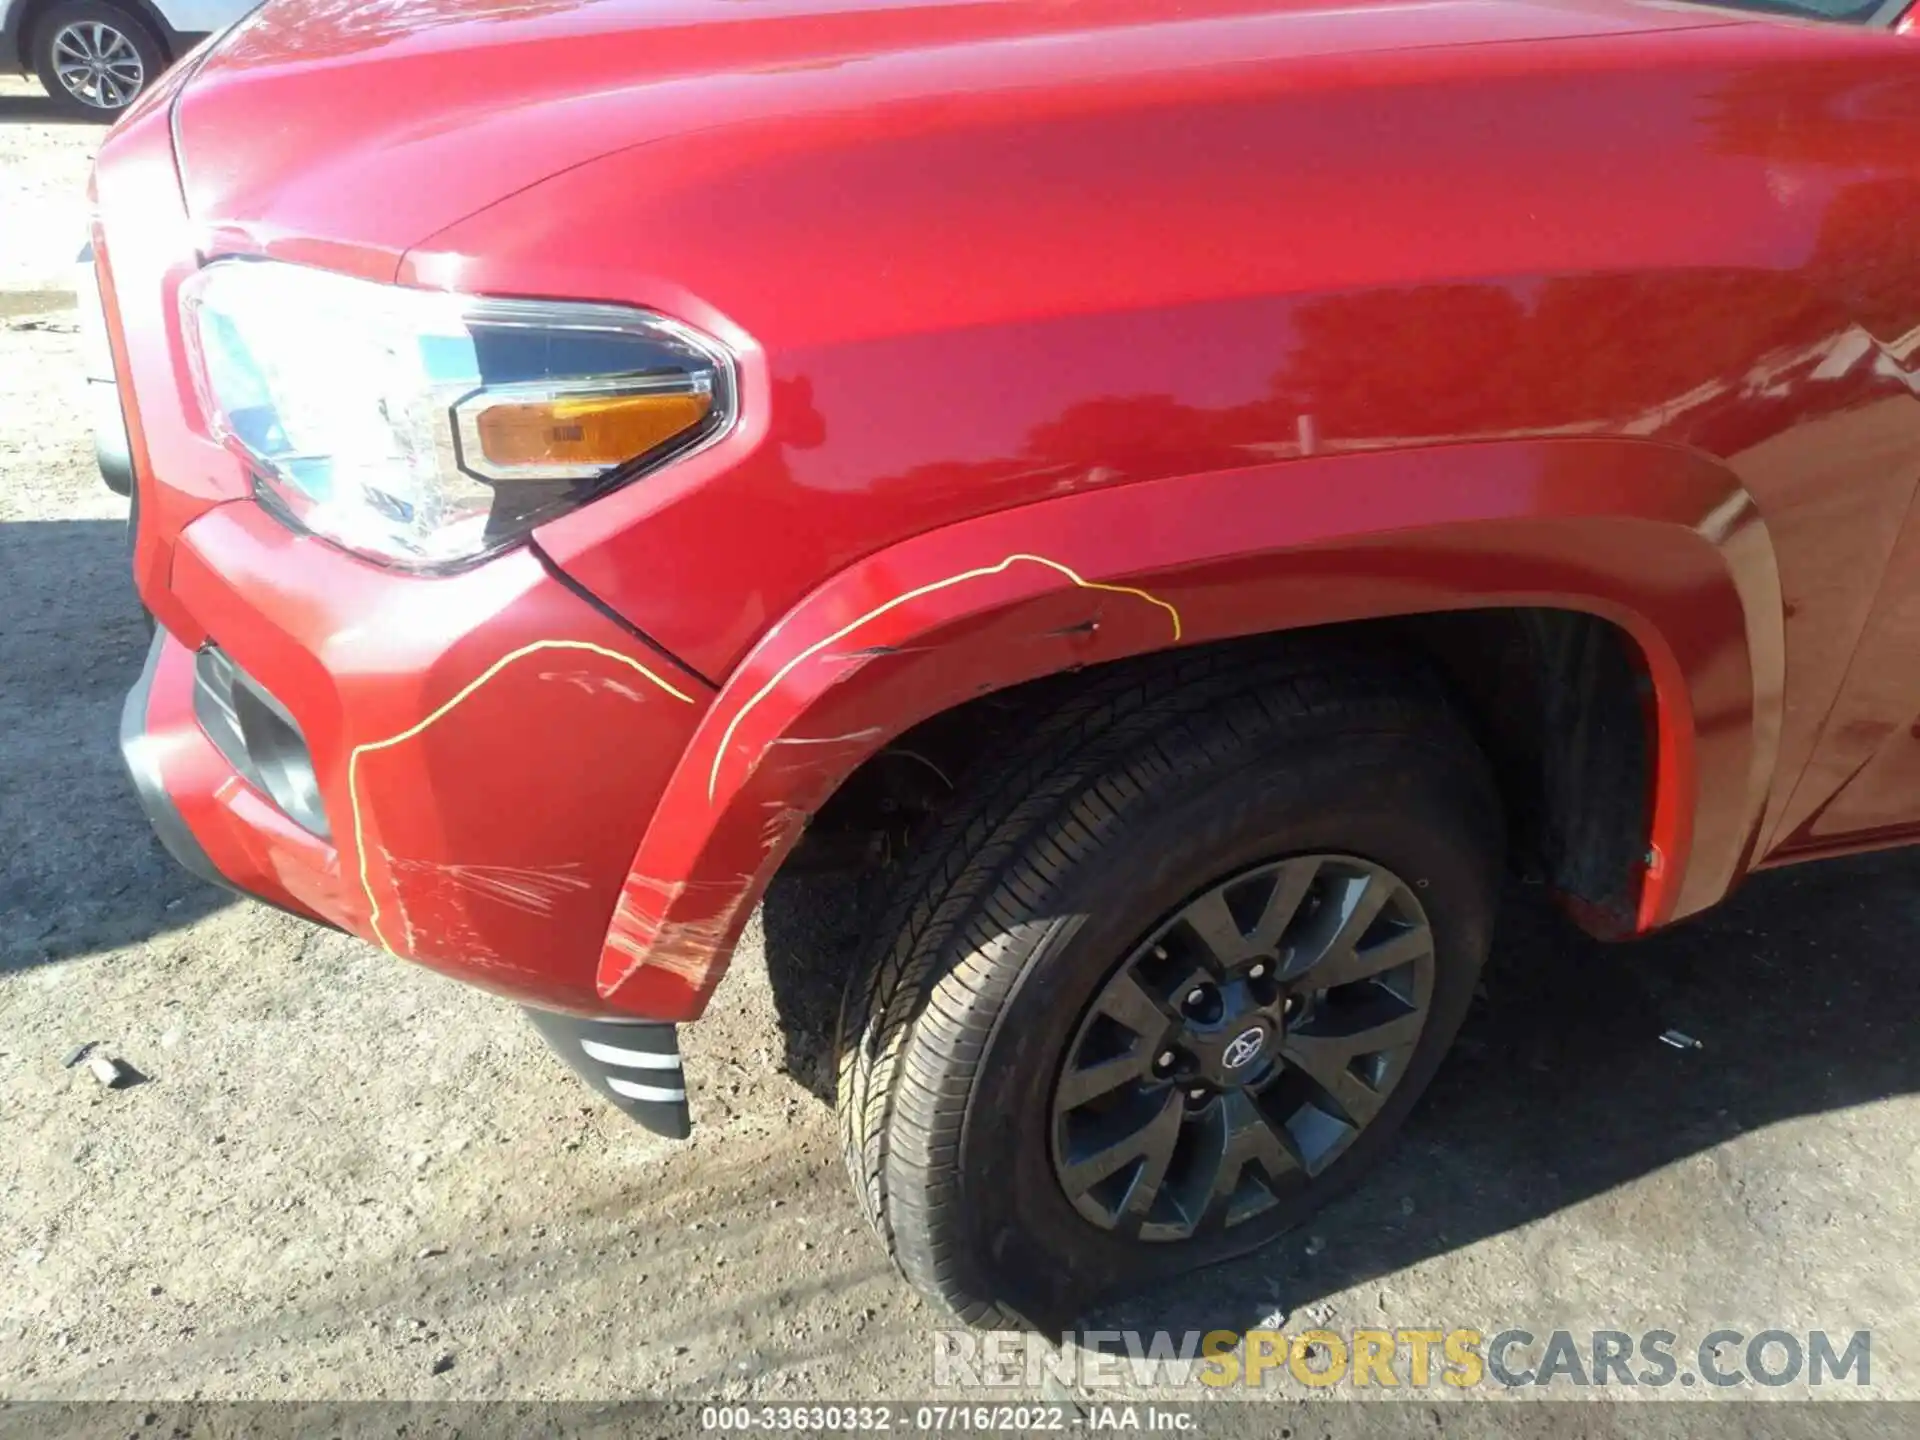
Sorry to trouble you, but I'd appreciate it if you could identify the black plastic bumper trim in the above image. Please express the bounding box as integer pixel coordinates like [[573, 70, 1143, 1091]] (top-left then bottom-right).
[[523, 1008, 692, 1139], [192, 644, 331, 840], [92, 381, 135, 497], [77, 242, 134, 497], [120, 626, 237, 897]]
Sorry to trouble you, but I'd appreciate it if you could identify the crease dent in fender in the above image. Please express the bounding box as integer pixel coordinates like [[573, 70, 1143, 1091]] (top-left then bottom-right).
[[350, 638, 695, 954], [705, 552, 1183, 801]]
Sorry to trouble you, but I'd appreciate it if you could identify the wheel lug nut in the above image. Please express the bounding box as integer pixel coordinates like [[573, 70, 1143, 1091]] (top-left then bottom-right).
[[1249, 962, 1267, 980], [1185, 986, 1208, 1008], [1188, 1087, 1209, 1102], [1155, 1050, 1177, 1072]]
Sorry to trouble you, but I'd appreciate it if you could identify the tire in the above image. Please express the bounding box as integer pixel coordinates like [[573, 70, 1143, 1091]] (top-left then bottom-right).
[[33, 0, 165, 121], [835, 643, 1503, 1328]]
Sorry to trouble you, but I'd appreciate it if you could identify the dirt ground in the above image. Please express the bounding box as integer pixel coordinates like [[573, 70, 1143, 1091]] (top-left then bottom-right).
[[5, 72, 1920, 1429]]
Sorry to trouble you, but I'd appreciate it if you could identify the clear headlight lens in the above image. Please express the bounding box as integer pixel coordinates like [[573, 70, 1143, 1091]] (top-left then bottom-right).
[[180, 260, 734, 571]]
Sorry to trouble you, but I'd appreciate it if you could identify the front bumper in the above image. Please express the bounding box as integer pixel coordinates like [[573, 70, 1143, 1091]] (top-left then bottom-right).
[[115, 497, 713, 1015], [120, 553, 708, 1134], [119, 626, 237, 901]]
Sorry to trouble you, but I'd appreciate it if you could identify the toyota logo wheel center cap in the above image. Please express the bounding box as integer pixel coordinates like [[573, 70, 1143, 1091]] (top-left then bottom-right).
[[1222, 1025, 1268, 1070]]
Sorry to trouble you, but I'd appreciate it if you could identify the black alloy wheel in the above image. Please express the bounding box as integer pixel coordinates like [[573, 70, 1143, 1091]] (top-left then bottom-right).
[[1052, 854, 1433, 1240]]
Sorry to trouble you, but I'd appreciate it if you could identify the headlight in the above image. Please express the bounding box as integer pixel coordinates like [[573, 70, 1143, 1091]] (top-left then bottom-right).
[[180, 260, 734, 571]]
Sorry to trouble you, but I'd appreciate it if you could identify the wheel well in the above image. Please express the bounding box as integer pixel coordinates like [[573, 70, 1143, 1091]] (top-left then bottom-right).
[[13, 0, 176, 69], [791, 609, 1656, 933]]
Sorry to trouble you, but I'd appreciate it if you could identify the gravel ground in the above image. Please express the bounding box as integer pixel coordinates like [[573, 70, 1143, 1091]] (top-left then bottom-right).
[[0, 78, 95, 298], [5, 71, 1920, 1431]]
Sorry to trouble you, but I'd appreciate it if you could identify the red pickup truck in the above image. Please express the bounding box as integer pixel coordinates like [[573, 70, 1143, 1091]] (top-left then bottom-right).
[[95, 0, 1920, 1326]]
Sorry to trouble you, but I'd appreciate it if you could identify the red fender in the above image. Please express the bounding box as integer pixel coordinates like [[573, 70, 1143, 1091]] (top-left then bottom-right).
[[596, 437, 1782, 1019]]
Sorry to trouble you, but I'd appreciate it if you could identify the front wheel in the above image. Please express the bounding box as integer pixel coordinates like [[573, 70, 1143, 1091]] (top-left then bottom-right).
[[836, 647, 1503, 1327], [33, 1, 165, 120]]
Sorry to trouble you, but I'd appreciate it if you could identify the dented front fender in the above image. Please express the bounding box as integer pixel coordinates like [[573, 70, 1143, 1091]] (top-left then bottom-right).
[[595, 437, 1781, 1021]]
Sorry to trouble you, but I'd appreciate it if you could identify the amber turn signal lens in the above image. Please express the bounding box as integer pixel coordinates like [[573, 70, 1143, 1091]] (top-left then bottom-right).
[[472, 390, 712, 473]]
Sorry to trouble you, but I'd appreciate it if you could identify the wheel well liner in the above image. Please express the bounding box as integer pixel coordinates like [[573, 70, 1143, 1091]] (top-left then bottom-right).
[[807, 609, 1658, 935]]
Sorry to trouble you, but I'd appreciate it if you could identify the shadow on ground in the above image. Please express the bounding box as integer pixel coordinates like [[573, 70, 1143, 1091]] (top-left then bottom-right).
[[0, 518, 232, 971], [761, 832, 1920, 1334]]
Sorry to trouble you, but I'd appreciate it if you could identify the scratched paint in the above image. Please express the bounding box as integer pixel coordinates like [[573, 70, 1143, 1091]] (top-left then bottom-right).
[[704, 553, 1182, 802], [537, 668, 652, 702], [602, 879, 749, 988], [763, 727, 887, 748], [384, 855, 595, 917], [349, 639, 694, 955]]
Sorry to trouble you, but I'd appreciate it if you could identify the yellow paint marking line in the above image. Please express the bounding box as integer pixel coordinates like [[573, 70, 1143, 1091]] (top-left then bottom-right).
[[349, 639, 695, 954], [706, 553, 1182, 802]]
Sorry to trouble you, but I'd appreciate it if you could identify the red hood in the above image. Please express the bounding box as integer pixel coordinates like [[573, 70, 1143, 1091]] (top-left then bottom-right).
[[172, 0, 1730, 276]]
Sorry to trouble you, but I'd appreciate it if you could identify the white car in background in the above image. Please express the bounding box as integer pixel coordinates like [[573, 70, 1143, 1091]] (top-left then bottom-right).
[[2, 0, 250, 118]]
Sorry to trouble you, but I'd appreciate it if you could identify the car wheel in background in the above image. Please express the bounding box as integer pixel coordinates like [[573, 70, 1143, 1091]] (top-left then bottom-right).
[[33, 0, 165, 121]]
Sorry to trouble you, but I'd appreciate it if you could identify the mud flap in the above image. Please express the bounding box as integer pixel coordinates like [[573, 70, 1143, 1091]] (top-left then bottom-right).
[[523, 1007, 692, 1139]]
